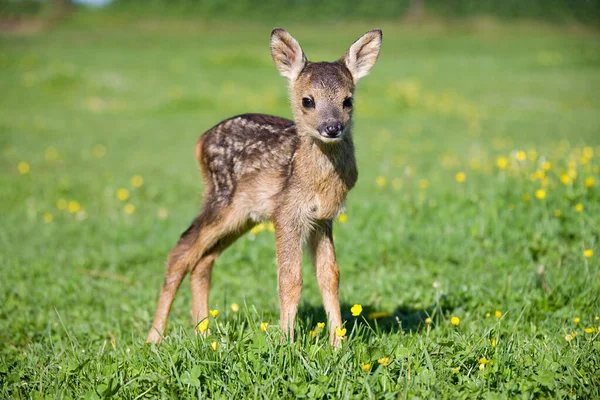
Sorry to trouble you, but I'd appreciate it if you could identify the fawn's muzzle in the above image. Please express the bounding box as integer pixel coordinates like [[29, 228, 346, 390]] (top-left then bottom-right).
[[318, 121, 343, 138]]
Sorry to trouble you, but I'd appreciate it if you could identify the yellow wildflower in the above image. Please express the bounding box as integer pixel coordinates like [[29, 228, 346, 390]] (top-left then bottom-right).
[[335, 327, 346, 337], [516, 151, 526, 161], [485, 312, 491, 318], [267, 222, 275, 232], [124, 203, 135, 214], [450, 316, 460, 326], [455, 172, 466, 183], [419, 179, 429, 189], [377, 357, 390, 367], [564, 332, 576, 342], [535, 189, 546, 200], [452, 366, 461, 374], [260, 322, 269, 332], [574, 203, 583, 212], [584, 249, 593, 258], [478, 357, 491, 370], [425, 317, 432, 325], [596, 316, 599, 322], [250, 223, 266, 235], [542, 161, 551, 171], [17, 161, 30, 175], [376, 176, 387, 187], [490, 337, 497, 347], [584, 327, 597, 334], [230, 303, 240, 312], [211, 341, 220, 351], [573, 317, 580, 324], [495, 310, 502, 319], [585, 177, 595, 188], [197, 319, 209, 332], [309, 330, 316, 337], [116, 188, 130, 201], [45, 147, 58, 161], [209, 309, 219, 318], [560, 173, 571, 185], [42, 212, 53, 223], [496, 157, 508, 169], [350, 304, 363, 317], [317, 322, 325, 329], [361, 362, 372, 372], [338, 213, 348, 223], [67, 201, 81, 213], [131, 175, 144, 188], [583, 146, 593, 158]]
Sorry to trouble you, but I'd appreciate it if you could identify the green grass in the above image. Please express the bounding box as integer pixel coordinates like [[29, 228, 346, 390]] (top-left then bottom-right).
[[1, 13, 600, 398]]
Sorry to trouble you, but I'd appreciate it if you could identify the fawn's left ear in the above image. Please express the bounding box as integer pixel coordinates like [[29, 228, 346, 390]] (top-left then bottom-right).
[[342, 29, 382, 83]]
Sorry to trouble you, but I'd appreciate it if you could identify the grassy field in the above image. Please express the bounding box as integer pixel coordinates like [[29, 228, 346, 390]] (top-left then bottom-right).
[[1, 13, 600, 398]]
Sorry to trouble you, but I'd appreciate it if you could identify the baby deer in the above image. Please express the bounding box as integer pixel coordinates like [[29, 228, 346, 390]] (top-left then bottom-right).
[[146, 28, 382, 346]]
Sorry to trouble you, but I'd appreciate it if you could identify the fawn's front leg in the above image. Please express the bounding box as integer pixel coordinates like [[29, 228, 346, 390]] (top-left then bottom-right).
[[308, 221, 343, 347], [275, 223, 303, 341]]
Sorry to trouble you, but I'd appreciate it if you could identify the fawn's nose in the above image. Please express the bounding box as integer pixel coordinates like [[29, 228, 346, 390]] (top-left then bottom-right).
[[319, 121, 343, 138]]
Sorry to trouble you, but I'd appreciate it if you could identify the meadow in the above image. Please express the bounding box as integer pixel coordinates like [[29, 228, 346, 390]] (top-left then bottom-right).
[[1, 13, 599, 398]]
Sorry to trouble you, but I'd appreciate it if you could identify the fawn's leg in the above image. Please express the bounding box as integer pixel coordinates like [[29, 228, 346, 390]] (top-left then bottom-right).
[[190, 226, 251, 329], [308, 221, 342, 347], [275, 223, 303, 341]]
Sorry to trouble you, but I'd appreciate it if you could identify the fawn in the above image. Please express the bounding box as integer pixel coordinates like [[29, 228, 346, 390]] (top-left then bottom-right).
[[146, 28, 382, 346]]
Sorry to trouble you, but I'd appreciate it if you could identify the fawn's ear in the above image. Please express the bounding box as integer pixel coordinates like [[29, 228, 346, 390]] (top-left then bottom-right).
[[270, 28, 306, 80], [342, 29, 382, 82]]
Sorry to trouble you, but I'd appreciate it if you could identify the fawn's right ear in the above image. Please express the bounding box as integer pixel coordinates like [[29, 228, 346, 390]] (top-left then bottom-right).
[[270, 28, 306, 80]]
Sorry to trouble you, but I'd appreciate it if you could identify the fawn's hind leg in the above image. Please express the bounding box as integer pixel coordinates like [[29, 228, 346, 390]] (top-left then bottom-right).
[[189, 226, 252, 328]]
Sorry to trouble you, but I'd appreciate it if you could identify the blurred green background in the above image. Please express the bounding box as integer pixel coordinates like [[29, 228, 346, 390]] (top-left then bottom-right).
[[1, 0, 599, 398]]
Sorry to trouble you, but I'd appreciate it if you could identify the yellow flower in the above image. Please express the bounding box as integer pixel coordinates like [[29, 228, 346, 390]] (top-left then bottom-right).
[[260, 322, 269, 332], [564, 332, 576, 342], [210, 341, 220, 351], [516, 151, 526, 161], [67, 201, 81, 213], [338, 213, 348, 223], [376, 176, 387, 187], [250, 223, 265, 235], [542, 161, 551, 171], [197, 319, 209, 332], [535, 189, 546, 200], [45, 147, 58, 161], [42, 212, 53, 223], [585, 177, 595, 188], [452, 366, 461, 374], [335, 327, 346, 337], [419, 179, 429, 189], [455, 172, 466, 183], [131, 175, 144, 188], [124, 203, 135, 214], [377, 357, 390, 367], [584, 249, 593, 258], [560, 173, 571, 185], [573, 317, 580, 324], [596, 316, 600, 322], [17, 161, 30, 175], [361, 362, 372, 372], [425, 317, 432, 325], [490, 337, 497, 347], [584, 327, 597, 334], [92, 144, 106, 158], [485, 312, 491, 318], [553, 209, 561, 217], [574, 203, 583, 212], [496, 157, 508, 169], [317, 322, 325, 329], [230, 303, 240, 312], [583, 146, 594, 158], [478, 357, 491, 370], [267, 222, 275, 232], [351, 304, 363, 317], [209, 309, 219, 318], [450, 316, 460, 326], [117, 188, 130, 201], [309, 329, 316, 337], [495, 310, 502, 319]]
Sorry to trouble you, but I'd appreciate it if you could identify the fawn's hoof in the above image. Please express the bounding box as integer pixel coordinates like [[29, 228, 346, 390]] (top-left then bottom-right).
[[146, 329, 163, 344]]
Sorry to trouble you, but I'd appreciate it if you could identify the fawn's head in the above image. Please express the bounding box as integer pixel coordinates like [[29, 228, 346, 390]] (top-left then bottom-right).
[[270, 28, 382, 143]]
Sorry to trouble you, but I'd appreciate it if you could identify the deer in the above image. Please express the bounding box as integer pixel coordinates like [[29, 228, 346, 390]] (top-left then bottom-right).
[[146, 28, 382, 346]]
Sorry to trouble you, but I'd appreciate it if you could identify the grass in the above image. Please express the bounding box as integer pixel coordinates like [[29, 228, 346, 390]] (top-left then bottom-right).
[[1, 13, 600, 398]]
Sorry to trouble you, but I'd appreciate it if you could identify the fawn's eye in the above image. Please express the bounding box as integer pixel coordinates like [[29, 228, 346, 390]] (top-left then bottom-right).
[[302, 97, 315, 109], [343, 97, 353, 108]]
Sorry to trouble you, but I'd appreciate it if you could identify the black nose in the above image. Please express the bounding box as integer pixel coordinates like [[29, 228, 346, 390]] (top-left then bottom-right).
[[321, 122, 343, 137]]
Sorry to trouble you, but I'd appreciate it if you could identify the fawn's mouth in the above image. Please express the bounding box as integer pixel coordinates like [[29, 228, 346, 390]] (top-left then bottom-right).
[[317, 128, 344, 142]]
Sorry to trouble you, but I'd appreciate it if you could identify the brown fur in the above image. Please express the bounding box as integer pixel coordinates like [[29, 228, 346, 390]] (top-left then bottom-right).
[[146, 28, 382, 346]]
